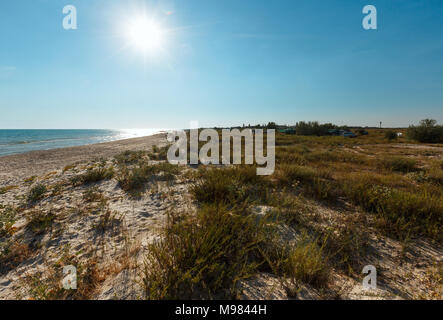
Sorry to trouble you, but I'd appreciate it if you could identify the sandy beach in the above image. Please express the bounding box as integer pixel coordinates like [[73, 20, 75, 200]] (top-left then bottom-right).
[[0, 132, 180, 299], [0, 133, 168, 186], [0, 131, 441, 300]]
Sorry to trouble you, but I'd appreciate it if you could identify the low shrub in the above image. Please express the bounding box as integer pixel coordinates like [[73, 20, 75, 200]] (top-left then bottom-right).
[[190, 166, 268, 205], [407, 119, 443, 143], [114, 150, 147, 165], [0, 206, 16, 237], [343, 180, 442, 241], [0, 241, 32, 275], [26, 210, 56, 235], [377, 156, 417, 173], [117, 162, 180, 192], [27, 184, 47, 203], [275, 164, 317, 186], [322, 219, 370, 275], [384, 130, 397, 140], [427, 169, 443, 186], [71, 167, 114, 186], [143, 205, 265, 299], [82, 187, 105, 203], [303, 178, 338, 201], [149, 145, 169, 160], [280, 238, 329, 288]]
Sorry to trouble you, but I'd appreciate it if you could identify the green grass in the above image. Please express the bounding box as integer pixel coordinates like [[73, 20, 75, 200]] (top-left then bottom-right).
[[143, 204, 265, 299], [427, 168, 443, 186], [377, 156, 418, 173], [114, 150, 147, 165], [274, 164, 336, 201], [148, 145, 169, 160], [272, 130, 442, 242], [27, 184, 47, 203], [279, 238, 329, 288], [190, 166, 269, 205], [71, 167, 114, 186], [261, 233, 330, 290], [26, 210, 56, 235], [275, 164, 318, 186], [82, 187, 106, 203], [117, 162, 180, 193], [321, 218, 370, 275], [343, 179, 442, 241], [0, 206, 16, 238]]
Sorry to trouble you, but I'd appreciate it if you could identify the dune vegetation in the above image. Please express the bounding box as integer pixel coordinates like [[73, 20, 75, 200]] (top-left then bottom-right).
[[0, 127, 442, 300]]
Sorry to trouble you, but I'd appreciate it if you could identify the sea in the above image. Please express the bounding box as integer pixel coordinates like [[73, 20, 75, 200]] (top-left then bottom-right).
[[0, 129, 166, 157]]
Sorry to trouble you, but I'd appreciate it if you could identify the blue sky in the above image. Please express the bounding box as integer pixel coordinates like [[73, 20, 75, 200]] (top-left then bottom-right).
[[0, 0, 442, 129]]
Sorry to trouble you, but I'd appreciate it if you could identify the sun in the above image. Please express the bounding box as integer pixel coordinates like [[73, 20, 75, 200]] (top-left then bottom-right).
[[126, 17, 165, 53]]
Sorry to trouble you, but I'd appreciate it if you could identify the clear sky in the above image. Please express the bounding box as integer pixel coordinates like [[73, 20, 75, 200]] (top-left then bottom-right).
[[1, 0, 442, 129]]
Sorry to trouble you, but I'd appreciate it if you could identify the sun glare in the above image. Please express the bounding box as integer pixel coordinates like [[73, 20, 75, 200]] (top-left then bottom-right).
[[126, 17, 164, 53]]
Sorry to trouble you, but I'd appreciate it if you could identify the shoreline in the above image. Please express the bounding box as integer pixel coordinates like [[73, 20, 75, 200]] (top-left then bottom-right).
[[0, 133, 168, 186]]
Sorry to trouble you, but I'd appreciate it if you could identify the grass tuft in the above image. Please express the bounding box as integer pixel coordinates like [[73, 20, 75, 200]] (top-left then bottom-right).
[[143, 205, 265, 299], [26, 210, 56, 235], [71, 167, 114, 186], [27, 184, 47, 203], [377, 156, 418, 173], [190, 166, 269, 205], [0, 185, 18, 195]]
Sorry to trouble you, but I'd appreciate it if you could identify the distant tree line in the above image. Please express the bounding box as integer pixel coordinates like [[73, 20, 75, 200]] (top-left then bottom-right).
[[238, 119, 443, 143], [293, 121, 336, 136], [407, 119, 443, 143]]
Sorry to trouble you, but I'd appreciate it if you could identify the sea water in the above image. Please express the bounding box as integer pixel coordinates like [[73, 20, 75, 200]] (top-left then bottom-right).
[[0, 129, 165, 156]]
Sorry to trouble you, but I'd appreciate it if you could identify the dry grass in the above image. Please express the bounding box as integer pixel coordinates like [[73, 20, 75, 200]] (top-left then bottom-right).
[[27, 184, 47, 203], [117, 162, 180, 193], [143, 128, 442, 299], [272, 130, 443, 242], [26, 209, 56, 235], [143, 205, 266, 299], [0, 241, 32, 275], [71, 166, 114, 186], [190, 166, 270, 205], [0, 185, 18, 195]]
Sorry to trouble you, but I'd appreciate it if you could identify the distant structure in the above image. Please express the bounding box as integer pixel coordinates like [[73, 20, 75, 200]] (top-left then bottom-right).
[[380, 121, 382, 128]]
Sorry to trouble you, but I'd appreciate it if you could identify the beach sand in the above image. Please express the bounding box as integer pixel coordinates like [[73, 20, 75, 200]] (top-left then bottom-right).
[[0, 132, 180, 299], [0, 133, 168, 186], [0, 133, 441, 300]]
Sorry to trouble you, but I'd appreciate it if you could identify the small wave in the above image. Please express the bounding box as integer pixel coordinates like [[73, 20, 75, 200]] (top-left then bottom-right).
[[0, 140, 32, 146], [0, 129, 164, 156]]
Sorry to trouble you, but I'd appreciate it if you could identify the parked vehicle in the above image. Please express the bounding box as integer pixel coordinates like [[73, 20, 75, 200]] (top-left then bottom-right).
[[342, 131, 357, 138], [278, 128, 296, 135], [328, 129, 340, 136]]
